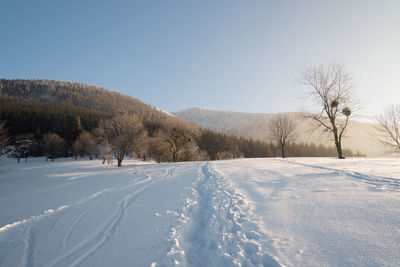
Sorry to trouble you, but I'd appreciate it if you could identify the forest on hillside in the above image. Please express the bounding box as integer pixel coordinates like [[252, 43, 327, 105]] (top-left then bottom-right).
[[0, 79, 363, 165]]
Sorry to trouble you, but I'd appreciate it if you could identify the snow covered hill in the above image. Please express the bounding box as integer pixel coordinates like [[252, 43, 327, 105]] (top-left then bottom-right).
[[174, 107, 384, 157], [174, 107, 275, 140], [1, 157, 399, 266]]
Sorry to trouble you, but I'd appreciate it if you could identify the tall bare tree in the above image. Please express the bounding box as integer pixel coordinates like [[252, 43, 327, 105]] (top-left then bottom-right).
[[268, 114, 297, 158], [103, 114, 145, 167], [375, 105, 400, 153], [301, 62, 356, 159]]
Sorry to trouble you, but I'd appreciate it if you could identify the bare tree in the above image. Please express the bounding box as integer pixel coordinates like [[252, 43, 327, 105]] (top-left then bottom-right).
[[301, 62, 356, 159], [43, 133, 66, 161], [268, 113, 297, 158], [73, 131, 98, 160], [165, 123, 198, 162], [147, 131, 171, 163], [375, 105, 400, 153], [103, 114, 146, 167], [92, 119, 111, 160], [72, 138, 84, 160], [0, 121, 8, 154]]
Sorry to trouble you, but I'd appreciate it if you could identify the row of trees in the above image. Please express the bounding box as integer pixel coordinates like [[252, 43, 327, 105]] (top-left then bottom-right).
[[0, 112, 364, 166], [0, 96, 107, 142], [0, 131, 67, 162], [0, 115, 198, 166]]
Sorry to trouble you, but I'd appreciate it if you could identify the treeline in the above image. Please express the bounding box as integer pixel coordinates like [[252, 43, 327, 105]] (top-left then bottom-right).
[[0, 112, 363, 165], [0, 79, 364, 164], [198, 130, 363, 159], [0, 96, 108, 142]]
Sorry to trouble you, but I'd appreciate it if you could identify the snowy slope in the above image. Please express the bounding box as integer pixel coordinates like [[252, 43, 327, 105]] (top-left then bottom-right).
[[173, 107, 275, 140], [0, 157, 399, 266], [174, 107, 384, 157]]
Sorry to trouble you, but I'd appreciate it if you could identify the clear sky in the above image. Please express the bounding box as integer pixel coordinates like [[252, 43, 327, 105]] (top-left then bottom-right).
[[1, 0, 399, 119]]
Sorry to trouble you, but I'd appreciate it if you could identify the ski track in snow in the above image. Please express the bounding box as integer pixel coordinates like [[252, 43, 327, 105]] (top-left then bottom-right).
[[55, 181, 153, 267], [62, 207, 93, 249], [0, 169, 151, 234], [0, 163, 184, 267], [283, 160, 400, 191], [0, 169, 153, 266], [21, 224, 34, 267], [42, 171, 157, 267]]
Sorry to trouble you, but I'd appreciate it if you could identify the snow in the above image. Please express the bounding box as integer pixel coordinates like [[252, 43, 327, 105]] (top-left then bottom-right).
[[0, 157, 399, 266]]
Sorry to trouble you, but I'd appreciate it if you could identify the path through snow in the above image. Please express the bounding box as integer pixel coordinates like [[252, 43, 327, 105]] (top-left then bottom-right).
[[0, 157, 399, 266]]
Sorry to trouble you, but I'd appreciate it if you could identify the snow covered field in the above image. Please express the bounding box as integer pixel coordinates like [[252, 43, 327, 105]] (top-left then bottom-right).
[[0, 157, 399, 266]]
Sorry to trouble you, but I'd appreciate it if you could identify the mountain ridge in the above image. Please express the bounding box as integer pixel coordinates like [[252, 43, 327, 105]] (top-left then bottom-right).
[[0, 78, 158, 117]]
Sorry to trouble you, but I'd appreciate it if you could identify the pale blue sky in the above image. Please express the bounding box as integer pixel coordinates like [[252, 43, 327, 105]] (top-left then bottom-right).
[[1, 1, 399, 119]]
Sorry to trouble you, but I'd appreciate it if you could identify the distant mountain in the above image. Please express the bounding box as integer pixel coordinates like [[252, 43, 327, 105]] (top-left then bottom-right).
[[173, 107, 274, 140], [174, 107, 385, 157]]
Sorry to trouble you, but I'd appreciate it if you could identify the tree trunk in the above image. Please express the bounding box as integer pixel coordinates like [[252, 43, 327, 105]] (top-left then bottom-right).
[[116, 151, 124, 167], [281, 145, 285, 158], [335, 140, 345, 159], [333, 128, 345, 159], [172, 151, 178, 162]]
